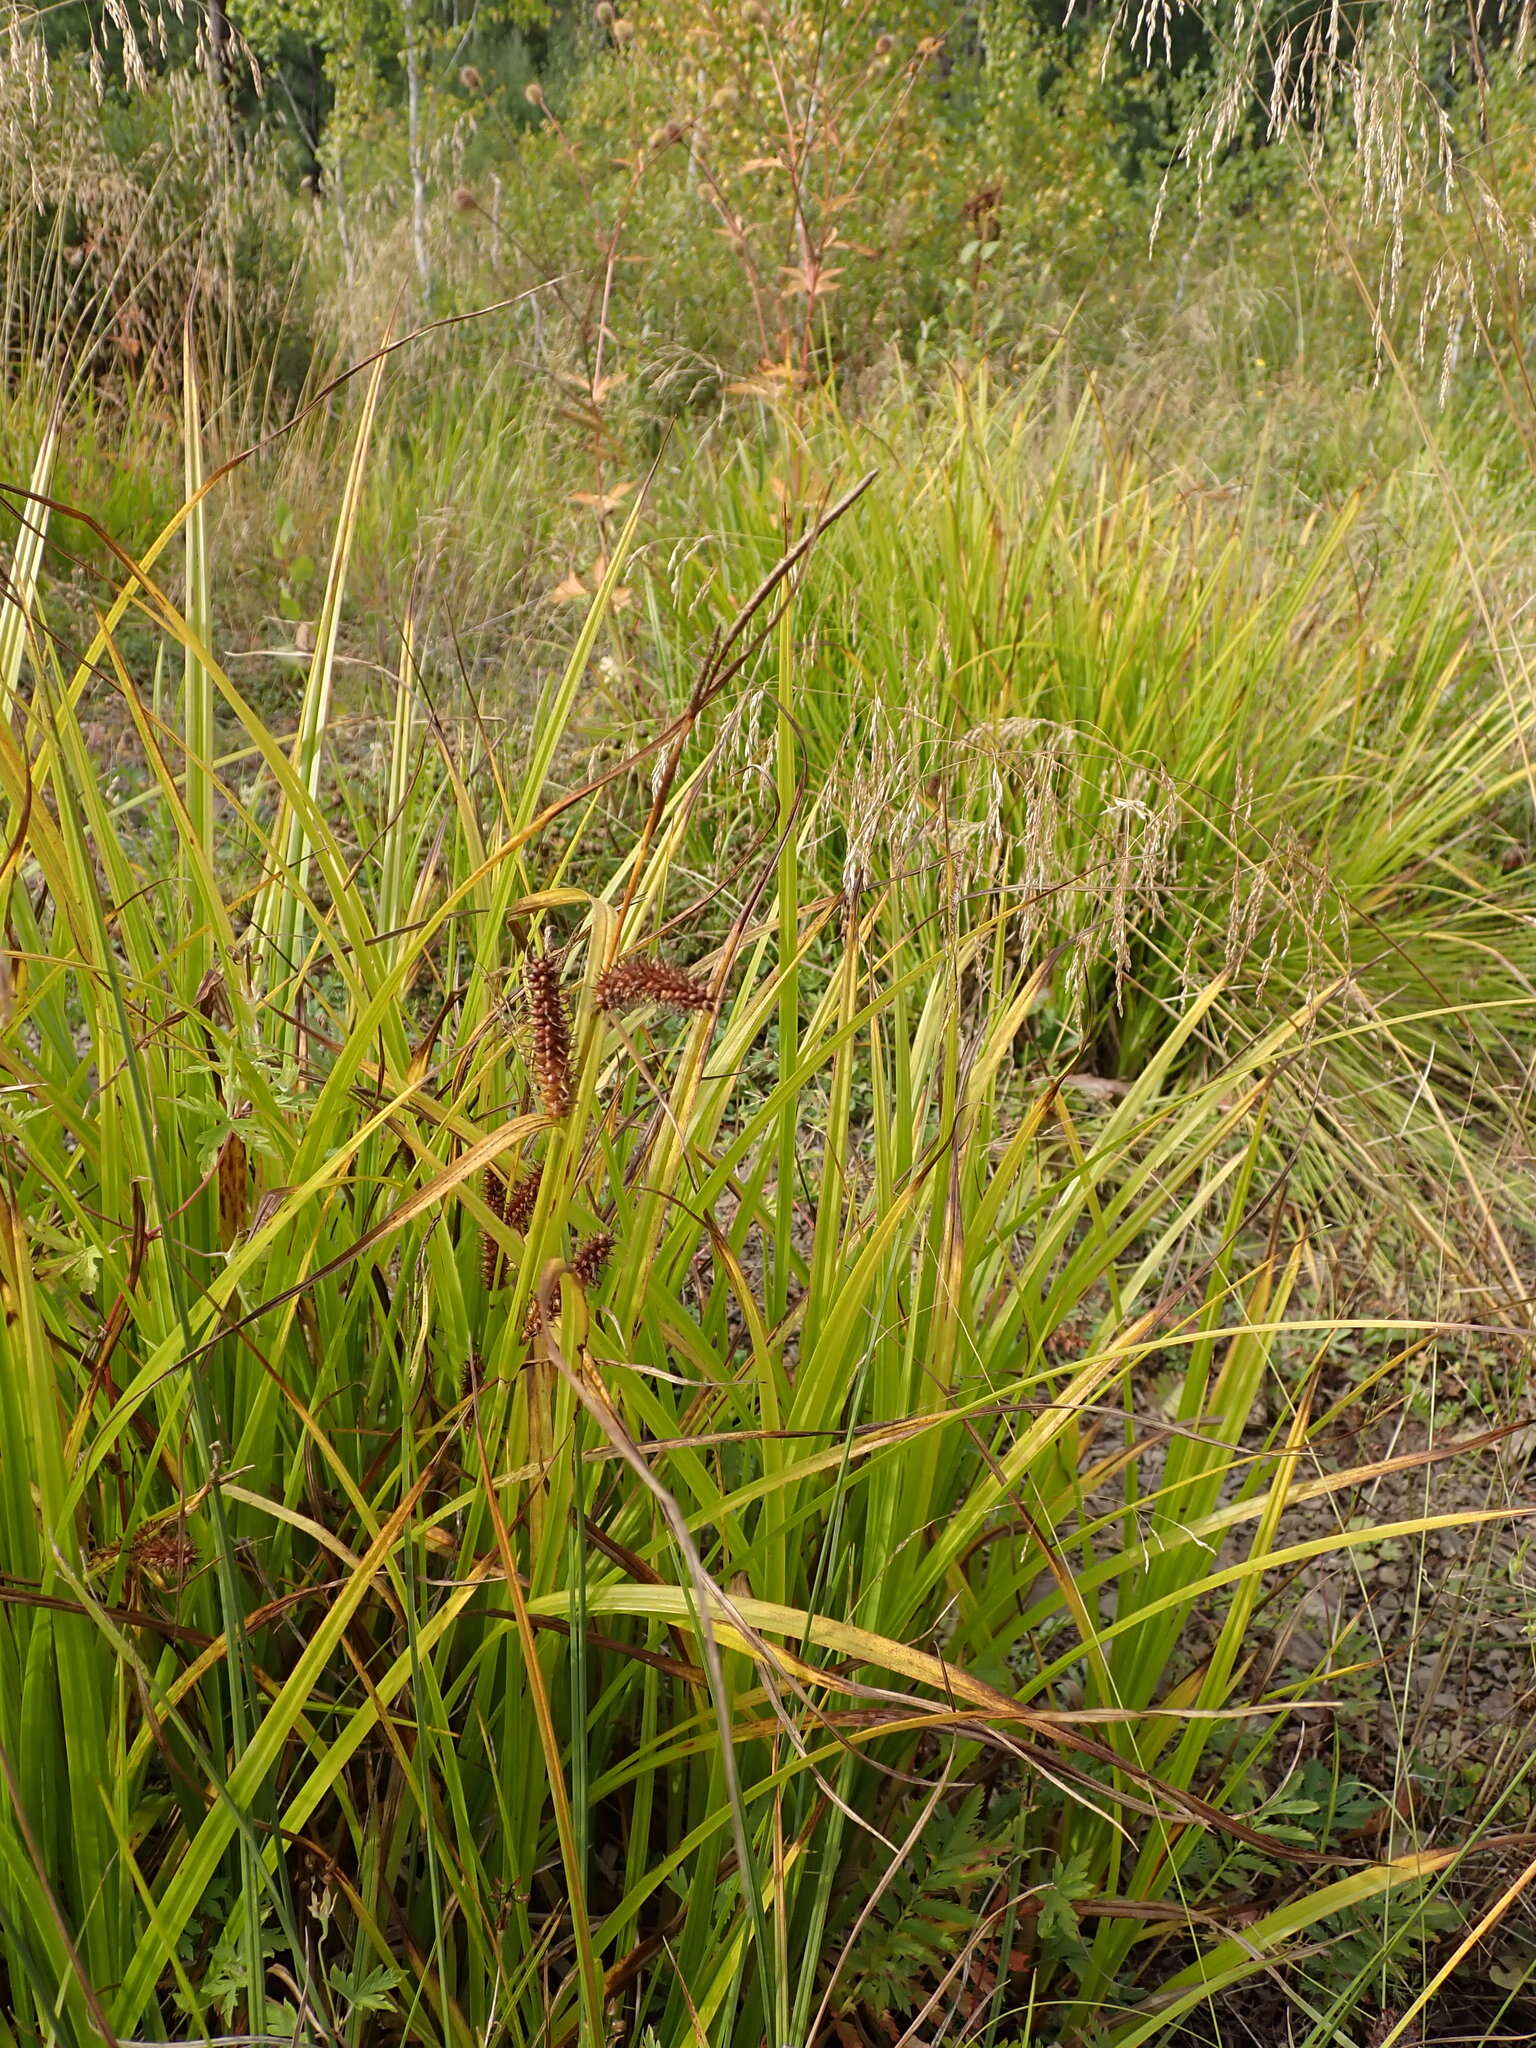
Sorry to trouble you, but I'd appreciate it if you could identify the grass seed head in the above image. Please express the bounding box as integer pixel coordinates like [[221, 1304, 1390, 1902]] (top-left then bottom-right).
[[595, 956, 711, 1014], [132, 1525, 198, 1586], [505, 1162, 544, 1233], [524, 954, 573, 1118], [572, 1230, 615, 1288], [524, 1229, 614, 1342], [485, 1166, 543, 1289], [481, 1167, 511, 1288]]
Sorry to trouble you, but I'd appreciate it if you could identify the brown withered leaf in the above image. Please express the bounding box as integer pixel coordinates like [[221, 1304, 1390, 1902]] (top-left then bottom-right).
[[569, 481, 637, 513], [216, 1130, 249, 1250]]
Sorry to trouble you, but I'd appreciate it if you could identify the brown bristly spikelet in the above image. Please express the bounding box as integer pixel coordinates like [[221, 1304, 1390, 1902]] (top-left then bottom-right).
[[481, 1168, 508, 1289], [524, 1230, 615, 1344], [505, 1163, 544, 1234], [132, 1525, 198, 1587], [594, 956, 711, 1015], [463, 1348, 485, 1398], [487, 1166, 542, 1294], [572, 1230, 615, 1288], [525, 954, 573, 1117]]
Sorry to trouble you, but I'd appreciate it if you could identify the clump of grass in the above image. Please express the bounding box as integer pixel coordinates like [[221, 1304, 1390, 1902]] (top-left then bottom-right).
[[0, 333, 1531, 2048], [647, 365, 1536, 1301], [0, 22, 308, 399]]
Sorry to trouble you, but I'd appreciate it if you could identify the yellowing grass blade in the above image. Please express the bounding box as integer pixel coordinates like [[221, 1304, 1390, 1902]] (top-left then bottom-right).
[[256, 330, 391, 1021], [0, 408, 59, 723]]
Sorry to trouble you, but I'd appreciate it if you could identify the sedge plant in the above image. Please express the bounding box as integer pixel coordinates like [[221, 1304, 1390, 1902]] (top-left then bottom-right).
[[0, 344, 1528, 2048]]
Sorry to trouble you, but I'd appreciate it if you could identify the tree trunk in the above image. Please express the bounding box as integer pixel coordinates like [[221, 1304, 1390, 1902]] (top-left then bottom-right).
[[402, 0, 430, 296], [207, 0, 228, 89]]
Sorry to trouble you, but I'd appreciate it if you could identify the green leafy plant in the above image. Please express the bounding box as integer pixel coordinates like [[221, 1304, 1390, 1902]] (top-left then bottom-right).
[[826, 1788, 1013, 2025]]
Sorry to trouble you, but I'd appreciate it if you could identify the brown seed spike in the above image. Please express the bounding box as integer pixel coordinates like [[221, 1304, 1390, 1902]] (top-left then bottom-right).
[[572, 1230, 615, 1289], [482, 1168, 508, 1289], [524, 954, 573, 1118], [594, 956, 711, 1015], [132, 1525, 198, 1586], [488, 1165, 543, 1291], [504, 1163, 544, 1234], [525, 1231, 614, 1344]]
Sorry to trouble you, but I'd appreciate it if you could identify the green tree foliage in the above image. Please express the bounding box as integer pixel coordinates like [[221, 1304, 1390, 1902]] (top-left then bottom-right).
[[233, 0, 548, 175]]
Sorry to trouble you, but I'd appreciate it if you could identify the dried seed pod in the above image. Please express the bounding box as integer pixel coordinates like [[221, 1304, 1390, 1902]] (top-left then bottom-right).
[[594, 956, 711, 1014], [524, 954, 573, 1117]]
